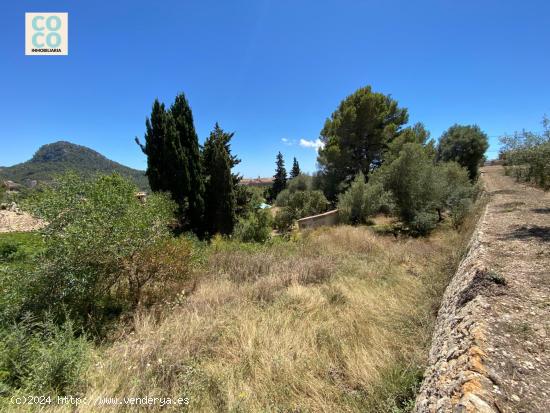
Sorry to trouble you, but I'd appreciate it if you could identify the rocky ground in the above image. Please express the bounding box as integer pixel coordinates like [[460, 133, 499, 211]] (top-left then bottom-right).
[[415, 165, 550, 413], [0, 203, 44, 233]]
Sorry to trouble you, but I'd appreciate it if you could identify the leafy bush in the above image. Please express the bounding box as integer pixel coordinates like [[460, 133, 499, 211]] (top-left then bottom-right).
[[0, 317, 89, 396], [434, 162, 474, 227], [500, 116, 550, 189], [287, 174, 312, 193], [234, 209, 272, 243], [120, 236, 193, 306], [375, 144, 474, 233], [337, 173, 390, 225], [381, 143, 440, 226], [274, 190, 329, 232], [0, 242, 22, 262], [21, 173, 180, 330], [409, 211, 438, 236]]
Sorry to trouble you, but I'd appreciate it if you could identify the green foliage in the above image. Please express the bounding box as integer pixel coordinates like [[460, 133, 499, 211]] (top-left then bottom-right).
[[434, 162, 474, 227], [170, 93, 206, 233], [337, 173, 389, 225], [290, 157, 301, 179], [270, 152, 287, 201], [0, 141, 149, 190], [287, 174, 312, 193], [381, 144, 439, 225], [137, 94, 205, 233], [274, 190, 329, 231], [500, 116, 550, 189], [234, 209, 272, 243], [385, 123, 434, 163], [0, 243, 19, 262], [203, 124, 237, 236], [235, 185, 264, 219], [0, 317, 89, 397], [20, 173, 177, 330], [374, 144, 474, 234], [317, 85, 409, 200], [437, 124, 489, 180], [273, 207, 296, 232]]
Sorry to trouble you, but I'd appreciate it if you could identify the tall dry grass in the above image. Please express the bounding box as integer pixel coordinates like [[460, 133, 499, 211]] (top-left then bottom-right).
[[39, 221, 475, 412]]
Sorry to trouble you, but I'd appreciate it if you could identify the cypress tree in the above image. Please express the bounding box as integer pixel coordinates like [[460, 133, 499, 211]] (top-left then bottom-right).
[[290, 157, 301, 178], [137, 93, 205, 234], [135, 99, 173, 193], [270, 151, 287, 200], [170, 93, 205, 232], [202, 124, 237, 236]]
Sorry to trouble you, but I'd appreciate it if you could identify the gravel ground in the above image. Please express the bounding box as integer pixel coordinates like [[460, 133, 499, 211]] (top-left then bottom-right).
[[480, 166, 550, 412]]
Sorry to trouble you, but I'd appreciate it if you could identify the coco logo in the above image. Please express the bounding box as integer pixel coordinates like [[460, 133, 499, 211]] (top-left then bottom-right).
[[25, 13, 68, 55]]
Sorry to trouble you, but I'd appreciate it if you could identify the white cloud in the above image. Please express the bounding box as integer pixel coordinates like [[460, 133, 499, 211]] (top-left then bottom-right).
[[281, 137, 295, 146], [299, 138, 324, 150]]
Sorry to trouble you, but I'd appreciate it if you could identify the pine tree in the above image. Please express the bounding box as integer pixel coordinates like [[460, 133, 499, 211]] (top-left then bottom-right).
[[290, 157, 301, 178], [270, 152, 287, 200], [170, 93, 205, 232], [202, 124, 237, 236]]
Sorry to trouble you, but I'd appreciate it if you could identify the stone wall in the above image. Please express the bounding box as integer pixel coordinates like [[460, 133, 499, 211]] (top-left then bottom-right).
[[297, 209, 339, 230], [414, 202, 498, 412]]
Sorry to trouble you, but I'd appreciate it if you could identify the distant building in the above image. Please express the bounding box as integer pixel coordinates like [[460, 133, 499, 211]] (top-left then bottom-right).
[[240, 177, 273, 187]]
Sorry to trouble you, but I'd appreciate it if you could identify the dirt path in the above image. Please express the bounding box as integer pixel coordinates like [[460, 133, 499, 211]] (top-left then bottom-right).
[[414, 165, 550, 412], [479, 166, 550, 412]]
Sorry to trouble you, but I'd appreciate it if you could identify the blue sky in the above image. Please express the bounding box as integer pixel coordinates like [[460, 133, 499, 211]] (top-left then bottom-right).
[[2, 1, 549, 177]]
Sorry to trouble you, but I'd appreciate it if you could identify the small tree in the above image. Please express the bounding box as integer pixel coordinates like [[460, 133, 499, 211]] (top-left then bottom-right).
[[234, 209, 272, 243], [22, 173, 182, 330], [337, 173, 388, 225], [274, 190, 329, 231], [381, 143, 441, 234], [270, 152, 287, 200], [202, 125, 237, 236], [437, 124, 489, 180], [290, 157, 301, 179]]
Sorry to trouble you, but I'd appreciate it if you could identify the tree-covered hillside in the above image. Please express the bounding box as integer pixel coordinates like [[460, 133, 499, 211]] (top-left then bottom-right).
[[0, 141, 149, 190]]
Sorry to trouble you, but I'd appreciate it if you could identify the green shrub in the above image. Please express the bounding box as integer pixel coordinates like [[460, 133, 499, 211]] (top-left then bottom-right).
[[0, 318, 89, 396], [234, 209, 272, 243], [273, 207, 296, 232], [338, 173, 390, 225], [500, 117, 550, 189], [0, 242, 22, 262], [449, 198, 473, 229], [274, 190, 329, 232], [21, 172, 178, 331], [380, 143, 440, 226], [287, 174, 312, 193], [409, 211, 438, 236]]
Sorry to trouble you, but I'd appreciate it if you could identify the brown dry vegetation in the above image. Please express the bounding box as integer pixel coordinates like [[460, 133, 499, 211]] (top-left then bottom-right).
[[36, 216, 478, 412]]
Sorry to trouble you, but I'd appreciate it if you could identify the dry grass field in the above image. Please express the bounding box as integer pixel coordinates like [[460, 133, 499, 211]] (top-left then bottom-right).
[[47, 215, 479, 413]]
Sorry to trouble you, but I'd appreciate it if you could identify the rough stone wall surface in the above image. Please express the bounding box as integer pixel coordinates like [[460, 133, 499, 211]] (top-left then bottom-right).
[[414, 202, 496, 412], [297, 209, 339, 230]]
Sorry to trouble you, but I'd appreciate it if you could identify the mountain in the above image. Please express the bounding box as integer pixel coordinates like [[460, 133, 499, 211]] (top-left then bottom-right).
[[0, 141, 149, 190]]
